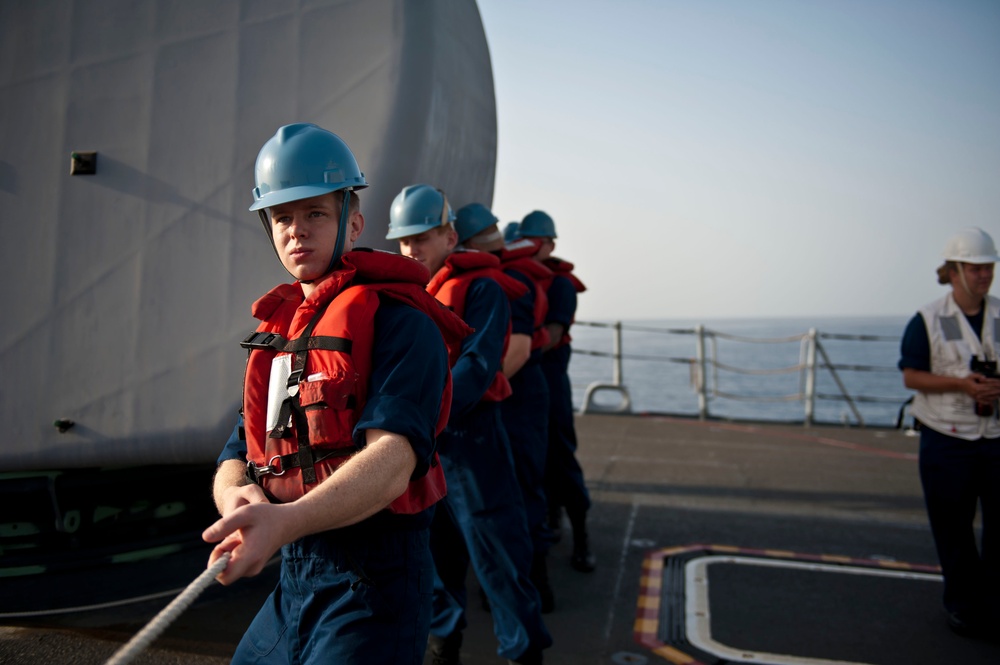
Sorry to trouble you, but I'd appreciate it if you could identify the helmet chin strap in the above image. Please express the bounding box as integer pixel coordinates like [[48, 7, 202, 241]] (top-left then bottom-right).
[[955, 263, 986, 313], [325, 189, 351, 278], [260, 190, 353, 284], [959, 266, 973, 300]]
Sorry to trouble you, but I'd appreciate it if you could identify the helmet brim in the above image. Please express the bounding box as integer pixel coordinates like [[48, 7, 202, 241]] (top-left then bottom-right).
[[249, 182, 367, 212], [944, 254, 1000, 264], [385, 221, 443, 240]]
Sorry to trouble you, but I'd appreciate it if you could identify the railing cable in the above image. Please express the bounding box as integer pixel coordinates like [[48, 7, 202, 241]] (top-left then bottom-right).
[[573, 320, 908, 426]]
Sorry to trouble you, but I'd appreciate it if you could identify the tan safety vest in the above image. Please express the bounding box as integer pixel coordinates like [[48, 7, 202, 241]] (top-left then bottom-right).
[[912, 293, 1000, 440]]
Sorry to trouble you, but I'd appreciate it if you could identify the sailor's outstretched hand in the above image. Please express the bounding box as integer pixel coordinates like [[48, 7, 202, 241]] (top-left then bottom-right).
[[202, 503, 292, 585]]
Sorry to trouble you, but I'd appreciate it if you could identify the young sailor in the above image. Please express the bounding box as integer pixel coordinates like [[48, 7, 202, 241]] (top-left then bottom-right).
[[518, 210, 596, 573], [387, 187, 551, 665], [203, 124, 469, 665], [466, 212, 557, 612], [504, 220, 522, 243]]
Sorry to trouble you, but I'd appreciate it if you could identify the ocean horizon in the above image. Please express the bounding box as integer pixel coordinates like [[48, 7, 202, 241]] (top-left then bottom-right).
[[567, 315, 913, 428]]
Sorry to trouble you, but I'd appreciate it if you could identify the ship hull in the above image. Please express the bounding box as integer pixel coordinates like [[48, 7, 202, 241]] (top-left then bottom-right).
[[0, 0, 496, 616]]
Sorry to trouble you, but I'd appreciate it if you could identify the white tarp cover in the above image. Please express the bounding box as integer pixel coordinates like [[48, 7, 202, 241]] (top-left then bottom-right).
[[0, 0, 496, 469]]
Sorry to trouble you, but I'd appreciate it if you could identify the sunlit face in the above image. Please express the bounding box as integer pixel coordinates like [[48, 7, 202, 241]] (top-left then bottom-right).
[[397, 225, 458, 275], [534, 237, 555, 260], [269, 193, 363, 291], [954, 262, 995, 299]]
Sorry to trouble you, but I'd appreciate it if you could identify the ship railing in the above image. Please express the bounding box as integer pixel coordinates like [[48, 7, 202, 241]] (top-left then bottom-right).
[[573, 321, 905, 427]]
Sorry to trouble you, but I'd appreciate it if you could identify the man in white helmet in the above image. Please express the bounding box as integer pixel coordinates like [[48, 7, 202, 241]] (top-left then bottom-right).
[[899, 226, 1000, 638]]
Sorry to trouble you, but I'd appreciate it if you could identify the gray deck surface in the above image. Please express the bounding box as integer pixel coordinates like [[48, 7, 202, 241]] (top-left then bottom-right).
[[3, 414, 999, 664]]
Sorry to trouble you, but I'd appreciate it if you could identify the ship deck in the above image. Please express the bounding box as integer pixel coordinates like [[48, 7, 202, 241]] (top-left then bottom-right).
[[3, 413, 999, 664]]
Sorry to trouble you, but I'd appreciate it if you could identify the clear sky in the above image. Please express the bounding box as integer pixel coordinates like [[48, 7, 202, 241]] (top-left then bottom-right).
[[476, 0, 1000, 321]]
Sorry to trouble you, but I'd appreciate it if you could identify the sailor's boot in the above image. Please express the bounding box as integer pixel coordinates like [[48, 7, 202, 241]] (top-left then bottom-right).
[[568, 507, 596, 573], [547, 502, 563, 544], [427, 630, 463, 665], [508, 647, 544, 665], [530, 552, 555, 614]]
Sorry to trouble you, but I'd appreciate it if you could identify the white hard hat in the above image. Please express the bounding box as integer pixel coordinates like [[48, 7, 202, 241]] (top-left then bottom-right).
[[943, 227, 1000, 264]]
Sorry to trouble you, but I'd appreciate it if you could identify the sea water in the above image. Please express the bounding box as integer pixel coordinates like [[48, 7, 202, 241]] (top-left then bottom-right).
[[567, 315, 914, 428]]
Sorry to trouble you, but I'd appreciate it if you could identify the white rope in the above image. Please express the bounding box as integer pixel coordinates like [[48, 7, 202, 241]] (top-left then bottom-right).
[[105, 552, 231, 665]]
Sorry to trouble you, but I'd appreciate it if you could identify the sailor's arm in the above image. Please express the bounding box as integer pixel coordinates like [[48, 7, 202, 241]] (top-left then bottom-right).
[[211, 459, 270, 515], [903, 368, 1000, 402], [279, 429, 415, 532], [541, 322, 565, 352], [503, 333, 531, 378], [203, 428, 416, 584], [211, 417, 269, 516], [541, 274, 575, 352], [897, 312, 1000, 403], [502, 272, 536, 378]]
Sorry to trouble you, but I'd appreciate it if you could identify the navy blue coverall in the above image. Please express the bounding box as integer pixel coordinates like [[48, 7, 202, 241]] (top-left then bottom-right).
[[428, 277, 551, 660], [500, 269, 552, 561], [541, 273, 591, 523]]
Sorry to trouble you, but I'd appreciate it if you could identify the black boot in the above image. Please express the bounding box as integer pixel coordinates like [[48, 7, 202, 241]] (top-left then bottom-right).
[[568, 508, 596, 573], [547, 503, 563, 544], [427, 631, 463, 665], [508, 647, 544, 665], [531, 553, 555, 614]]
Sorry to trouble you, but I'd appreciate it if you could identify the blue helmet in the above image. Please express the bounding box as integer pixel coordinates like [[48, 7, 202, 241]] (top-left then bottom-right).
[[454, 203, 499, 243], [250, 123, 367, 212], [386, 184, 455, 239], [503, 221, 522, 243], [519, 210, 557, 238], [250, 123, 368, 277]]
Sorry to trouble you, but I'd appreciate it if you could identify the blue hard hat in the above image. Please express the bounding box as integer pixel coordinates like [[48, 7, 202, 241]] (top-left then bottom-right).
[[251, 123, 367, 279], [503, 221, 522, 243], [454, 203, 499, 243], [519, 210, 557, 238], [250, 123, 367, 212], [386, 184, 455, 239]]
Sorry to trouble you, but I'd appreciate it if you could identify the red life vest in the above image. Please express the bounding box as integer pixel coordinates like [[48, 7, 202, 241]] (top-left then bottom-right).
[[542, 256, 586, 350], [427, 250, 528, 401], [543, 256, 586, 293], [498, 240, 554, 351], [240, 250, 471, 510]]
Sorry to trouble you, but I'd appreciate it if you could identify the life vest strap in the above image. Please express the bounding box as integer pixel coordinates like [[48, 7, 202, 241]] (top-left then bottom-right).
[[242, 331, 353, 355], [245, 445, 356, 484]]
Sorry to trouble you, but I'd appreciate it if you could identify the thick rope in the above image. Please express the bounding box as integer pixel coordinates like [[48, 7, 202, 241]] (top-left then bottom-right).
[[105, 552, 231, 665]]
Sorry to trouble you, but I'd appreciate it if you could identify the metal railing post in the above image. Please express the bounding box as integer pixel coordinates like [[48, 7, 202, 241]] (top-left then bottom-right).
[[695, 325, 708, 420], [815, 339, 865, 427], [612, 321, 623, 386], [804, 328, 818, 426]]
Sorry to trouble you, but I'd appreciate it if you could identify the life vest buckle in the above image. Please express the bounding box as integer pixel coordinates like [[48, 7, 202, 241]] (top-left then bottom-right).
[[241, 331, 287, 350], [286, 368, 302, 396], [246, 455, 286, 482]]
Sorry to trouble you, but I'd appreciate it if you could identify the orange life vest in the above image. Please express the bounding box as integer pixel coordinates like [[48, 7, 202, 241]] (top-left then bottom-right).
[[240, 249, 471, 510], [498, 240, 553, 351], [427, 250, 528, 401], [543, 256, 586, 294]]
